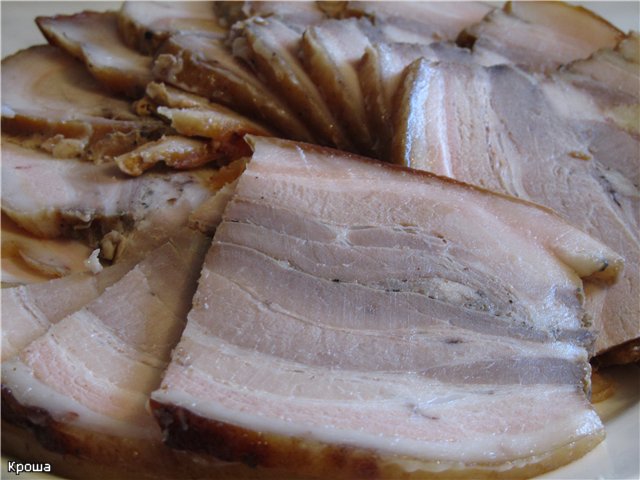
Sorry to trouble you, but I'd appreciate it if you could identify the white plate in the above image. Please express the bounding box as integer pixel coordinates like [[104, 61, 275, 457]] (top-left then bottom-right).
[[1, 2, 638, 479]]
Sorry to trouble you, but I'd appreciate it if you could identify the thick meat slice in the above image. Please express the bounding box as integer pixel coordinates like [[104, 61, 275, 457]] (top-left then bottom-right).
[[301, 18, 378, 155], [1, 46, 166, 161], [36, 11, 152, 98], [150, 136, 621, 479], [392, 59, 639, 362], [564, 33, 640, 103], [118, 1, 225, 55], [345, 1, 493, 44], [1, 231, 216, 479], [1, 141, 213, 239], [232, 17, 352, 150], [360, 42, 473, 159], [153, 34, 315, 142], [459, 1, 624, 71]]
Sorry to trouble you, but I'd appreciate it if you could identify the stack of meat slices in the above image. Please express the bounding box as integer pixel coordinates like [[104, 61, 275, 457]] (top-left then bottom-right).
[[1, 1, 638, 479]]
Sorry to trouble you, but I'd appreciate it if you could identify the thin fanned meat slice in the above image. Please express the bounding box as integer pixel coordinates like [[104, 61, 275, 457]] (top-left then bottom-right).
[[150, 136, 622, 479], [0, 231, 222, 480], [392, 58, 639, 362], [360, 42, 473, 160], [153, 34, 315, 142], [1, 141, 213, 239], [232, 17, 353, 150], [301, 18, 378, 154], [459, 1, 624, 71], [36, 11, 152, 98], [118, 1, 226, 55], [345, 1, 493, 44], [1, 46, 166, 161]]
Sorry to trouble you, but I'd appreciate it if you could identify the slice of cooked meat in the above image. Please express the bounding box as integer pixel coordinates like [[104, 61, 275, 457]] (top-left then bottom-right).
[[2, 140, 217, 360], [150, 136, 621, 479], [118, 0, 226, 55], [1, 230, 214, 478], [301, 18, 379, 155], [345, 1, 493, 44], [360, 42, 473, 159], [2, 214, 95, 285], [392, 58, 639, 362], [1, 258, 134, 362], [563, 33, 640, 103], [1, 46, 166, 161], [153, 33, 315, 142], [1, 140, 213, 239], [232, 17, 353, 150], [36, 11, 152, 98], [114, 136, 221, 176], [458, 1, 624, 71], [189, 180, 239, 235]]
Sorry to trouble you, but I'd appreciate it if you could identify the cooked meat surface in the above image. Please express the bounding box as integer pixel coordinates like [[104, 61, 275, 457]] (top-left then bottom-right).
[[1, 46, 166, 160], [1, 231, 212, 477], [118, 0, 226, 54], [392, 58, 639, 360], [150, 136, 621, 479], [1, 214, 95, 284], [153, 33, 315, 142], [232, 17, 353, 150], [360, 41, 473, 159], [37, 11, 153, 98], [1, 259, 134, 362], [214, 1, 327, 28], [459, 1, 624, 71], [301, 18, 378, 154], [344, 1, 493, 44]]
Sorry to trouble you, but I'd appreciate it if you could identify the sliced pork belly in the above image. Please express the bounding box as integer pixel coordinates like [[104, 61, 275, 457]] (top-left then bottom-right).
[[301, 18, 378, 154], [563, 33, 640, 104], [345, 1, 493, 44], [154, 34, 315, 142], [150, 136, 621, 479], [1, 259, 134, 362], [1, 46, 165, 161], [1, 231, 215, 478], [459, 1, 624, 71], [2, 141, 215, 360], [118, 1, 225, 55], [360, 42, 473, 159], [1, 141, 213, 239], [232, 17, 353, 150], [36, 11, 152, 98], [392, 59, 639, 362]]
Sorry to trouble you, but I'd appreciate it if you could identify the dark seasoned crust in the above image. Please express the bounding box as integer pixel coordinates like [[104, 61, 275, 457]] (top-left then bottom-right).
[[149, 399, 605, 480], [1, 386, 286, 479]]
